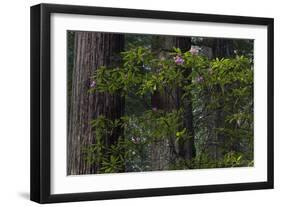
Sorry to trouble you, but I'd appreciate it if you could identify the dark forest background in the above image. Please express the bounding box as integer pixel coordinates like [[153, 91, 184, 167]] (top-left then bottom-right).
[[67, 31, 254, 175]]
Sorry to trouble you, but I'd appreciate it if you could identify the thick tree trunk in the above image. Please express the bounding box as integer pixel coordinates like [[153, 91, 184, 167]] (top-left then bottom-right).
[[174, 37, 196, 161], [150, 36, 169, 170], [67, 32, 75, 133], [67, 32, 124, 175], [150, 36, 195, 170]]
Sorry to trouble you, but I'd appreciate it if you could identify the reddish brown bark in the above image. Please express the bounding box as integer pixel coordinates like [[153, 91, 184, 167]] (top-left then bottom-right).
[[67, 32, 124, 175]]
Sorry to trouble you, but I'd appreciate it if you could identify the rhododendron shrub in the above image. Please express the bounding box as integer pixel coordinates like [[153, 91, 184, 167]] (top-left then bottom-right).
[[84, 46, 253, 173]]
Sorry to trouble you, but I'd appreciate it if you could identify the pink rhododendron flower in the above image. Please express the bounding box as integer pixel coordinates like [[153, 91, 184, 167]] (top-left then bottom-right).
[[174, 55, 184, 65], [196, 76, 204, 83], [189, 47, 199, 55], [90, 80, 96, 88]]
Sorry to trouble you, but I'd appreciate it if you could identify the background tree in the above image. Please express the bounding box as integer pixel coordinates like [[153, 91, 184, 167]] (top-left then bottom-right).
[[210, 39, 235, 161], [194, 38, 253, 166]]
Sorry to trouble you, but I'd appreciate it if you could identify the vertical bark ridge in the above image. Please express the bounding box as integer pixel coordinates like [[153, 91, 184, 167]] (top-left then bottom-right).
[[67, 32, 124, 175], [149, 36, 195, 170]]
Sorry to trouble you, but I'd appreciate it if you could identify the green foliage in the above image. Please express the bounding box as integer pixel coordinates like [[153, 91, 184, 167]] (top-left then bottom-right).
[[85, 109, 188, 172], [85, 45, 254, 172]]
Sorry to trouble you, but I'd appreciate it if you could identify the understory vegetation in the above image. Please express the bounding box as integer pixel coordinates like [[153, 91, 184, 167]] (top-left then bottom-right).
[[67, 32, 254, 175]]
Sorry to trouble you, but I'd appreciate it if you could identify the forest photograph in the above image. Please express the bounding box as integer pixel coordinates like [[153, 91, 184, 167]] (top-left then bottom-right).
[[66, 31, 254, 176]]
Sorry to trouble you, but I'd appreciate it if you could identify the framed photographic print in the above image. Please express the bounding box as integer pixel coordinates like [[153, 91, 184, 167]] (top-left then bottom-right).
[[30, 3, 274, 203]]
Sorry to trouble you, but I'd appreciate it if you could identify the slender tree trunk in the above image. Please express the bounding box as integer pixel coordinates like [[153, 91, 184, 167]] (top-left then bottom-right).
[[174, 37, 196, 161], [207, 39, 234, 162], [67, 32, 124, 175], [150, 36, 169, 170]]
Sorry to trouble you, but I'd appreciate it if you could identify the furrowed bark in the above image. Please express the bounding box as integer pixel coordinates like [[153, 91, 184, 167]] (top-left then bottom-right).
[[150, 36, 195, 170], [67, 32, 124, 175]]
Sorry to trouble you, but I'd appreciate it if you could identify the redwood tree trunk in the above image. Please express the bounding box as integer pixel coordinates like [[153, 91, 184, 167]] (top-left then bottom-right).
[[150, 36, 195, 170], [67, 32, 124, 175]]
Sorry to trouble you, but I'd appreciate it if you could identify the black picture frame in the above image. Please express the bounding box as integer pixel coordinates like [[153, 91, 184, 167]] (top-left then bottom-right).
[[30, 3, 274, 204]]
